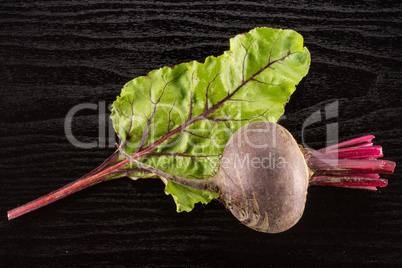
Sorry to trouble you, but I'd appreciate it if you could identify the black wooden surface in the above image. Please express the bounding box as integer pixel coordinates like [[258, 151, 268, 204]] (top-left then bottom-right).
[[1, 1, 401, 267]]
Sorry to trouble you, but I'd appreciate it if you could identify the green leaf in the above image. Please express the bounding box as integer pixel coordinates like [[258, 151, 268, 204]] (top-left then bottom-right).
[[110, 27, 310, 212]]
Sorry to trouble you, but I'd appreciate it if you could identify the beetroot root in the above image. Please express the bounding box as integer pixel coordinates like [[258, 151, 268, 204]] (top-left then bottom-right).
[[209, 121, 395, 233], [212, 121, 309, 233]]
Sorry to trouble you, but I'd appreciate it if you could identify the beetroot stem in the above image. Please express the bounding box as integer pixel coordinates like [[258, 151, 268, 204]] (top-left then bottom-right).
[[316, 135, 374, 153], [311, 146, 383, 159], [310, 176, 388, 190], [7, 153, 130, 220], [308, 159, 395, 175], [117, 146, 217, 192], [7, 109, 211, 220], [307, 135, 396, 191]]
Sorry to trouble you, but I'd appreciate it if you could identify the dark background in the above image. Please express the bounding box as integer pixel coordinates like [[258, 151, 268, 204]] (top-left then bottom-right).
[[0, 1, 401, 267]]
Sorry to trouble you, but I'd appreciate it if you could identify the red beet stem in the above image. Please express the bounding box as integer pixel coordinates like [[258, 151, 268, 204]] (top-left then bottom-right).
[[308, 135, 396, 191], [7, 154, 130, 220], [7, 112, 207, 220], [349, 186, 378, 191], [353, 142, 374, 148], [325, 173, 381, 179], [316, 135, 374, 153], [308, 159, 395, 175], [310, 176, 388, 188], [312, 146, 383, 159]]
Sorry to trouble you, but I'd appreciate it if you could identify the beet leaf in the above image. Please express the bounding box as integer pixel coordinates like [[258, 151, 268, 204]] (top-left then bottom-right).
[[110, 27, 310, 212]]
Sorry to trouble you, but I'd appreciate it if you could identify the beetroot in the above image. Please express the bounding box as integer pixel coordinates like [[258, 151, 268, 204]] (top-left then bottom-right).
[[212, 121, 309, 233], [8, 121, 396, 234]]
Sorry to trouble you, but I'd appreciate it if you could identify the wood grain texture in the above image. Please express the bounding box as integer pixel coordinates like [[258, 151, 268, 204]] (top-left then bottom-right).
[[0, 1, 401, 267]]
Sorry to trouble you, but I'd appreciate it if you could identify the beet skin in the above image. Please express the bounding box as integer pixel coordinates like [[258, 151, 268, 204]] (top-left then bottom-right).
[[214, 121, 309, 233]]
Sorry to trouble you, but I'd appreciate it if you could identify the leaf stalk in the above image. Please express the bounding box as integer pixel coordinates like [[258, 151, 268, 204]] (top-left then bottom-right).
[[7, 151, 127, 220], [308, 135, 396, 191], [117, 146, 218, 193]]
